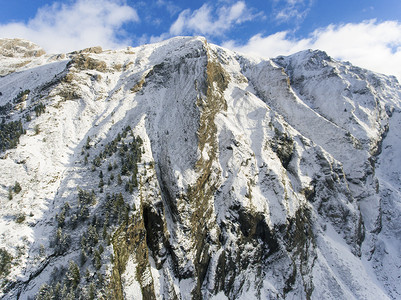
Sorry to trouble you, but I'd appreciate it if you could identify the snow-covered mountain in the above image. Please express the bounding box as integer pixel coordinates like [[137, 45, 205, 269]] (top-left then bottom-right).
[[0, 36, 400, 299]]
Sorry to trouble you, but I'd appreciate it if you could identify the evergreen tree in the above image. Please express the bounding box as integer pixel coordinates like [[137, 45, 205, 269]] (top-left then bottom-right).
[[132, 174, 138, 187], [0, 248, 13, 277], [56, 209, 66, 228], [85, 136, 91, 149], [53, 282, 61, 299], [61, 284, 69, 298], [34, 102, 45, 117], [8, 187, 12, 200], [34, 124, 40, 135], [90, 190, 96, 205], [121, 163, 128, 175], [94, 250, 101, 270], [66, 261, 80, 289], [88, 283, 96, 300], [36, 284, 52, 300], [124, 207, 129, 224], [80, 249, 87, 266]]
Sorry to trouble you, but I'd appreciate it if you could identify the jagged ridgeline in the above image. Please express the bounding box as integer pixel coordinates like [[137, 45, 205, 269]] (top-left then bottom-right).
[[0, 37, 401, 300]]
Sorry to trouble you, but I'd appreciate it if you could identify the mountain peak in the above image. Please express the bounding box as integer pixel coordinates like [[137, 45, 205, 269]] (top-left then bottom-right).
[[0, 38, 47, 76], [0, 38, 45, 59]]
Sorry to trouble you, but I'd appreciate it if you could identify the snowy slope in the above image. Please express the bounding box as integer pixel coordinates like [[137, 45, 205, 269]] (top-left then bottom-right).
[[0, 37, 400, 299]]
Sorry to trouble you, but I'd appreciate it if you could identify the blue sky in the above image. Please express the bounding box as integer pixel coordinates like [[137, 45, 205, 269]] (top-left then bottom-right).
[[1, 0, 401, 79]]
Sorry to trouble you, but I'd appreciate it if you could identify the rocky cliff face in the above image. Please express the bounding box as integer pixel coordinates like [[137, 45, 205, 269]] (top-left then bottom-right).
[[0, 36, 400, 299]]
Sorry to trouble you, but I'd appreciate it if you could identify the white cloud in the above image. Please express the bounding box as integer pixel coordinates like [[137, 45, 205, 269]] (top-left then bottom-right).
[[273, 0, 313, 23], [223, 20, 401, 81], [169, 1, 255, 36], [156, 0, 181, 16], [0, 0, 139, 53]]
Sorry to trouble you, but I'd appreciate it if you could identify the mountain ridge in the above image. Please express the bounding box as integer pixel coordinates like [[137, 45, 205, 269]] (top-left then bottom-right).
[[0, 36, 400, 299]]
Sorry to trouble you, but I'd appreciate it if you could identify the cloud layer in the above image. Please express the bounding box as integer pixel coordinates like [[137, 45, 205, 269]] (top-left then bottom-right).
[[224, 19, 401, 81], [0, 0, 139, 53]]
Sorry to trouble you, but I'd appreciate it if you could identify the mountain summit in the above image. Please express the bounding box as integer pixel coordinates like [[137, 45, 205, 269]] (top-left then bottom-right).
[[0, 36, 400, 299]]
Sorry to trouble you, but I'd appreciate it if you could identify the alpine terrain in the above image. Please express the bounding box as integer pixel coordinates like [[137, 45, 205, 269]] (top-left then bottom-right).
[[0, 36, 400, 299]]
